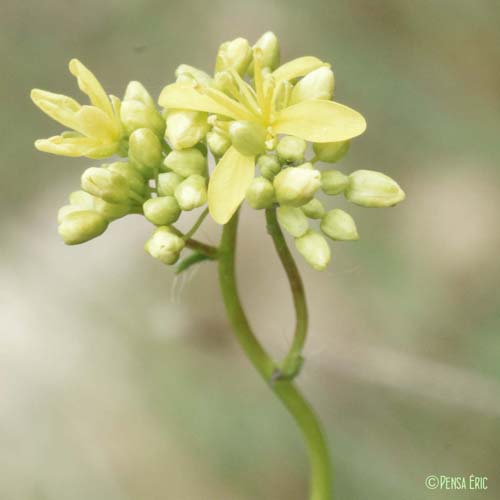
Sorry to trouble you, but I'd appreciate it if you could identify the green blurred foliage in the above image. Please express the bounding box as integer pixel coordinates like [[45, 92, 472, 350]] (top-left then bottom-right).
[[2, 1, 500, 499]]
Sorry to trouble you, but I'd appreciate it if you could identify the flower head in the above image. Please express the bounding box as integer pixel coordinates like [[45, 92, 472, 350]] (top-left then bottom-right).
[[31, 59, 124, 158]]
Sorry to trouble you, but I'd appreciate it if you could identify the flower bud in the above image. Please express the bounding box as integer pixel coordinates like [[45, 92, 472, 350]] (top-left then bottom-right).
[[294, 230, 331, 271], [273, 80, 292, 112], [345, 170, 406, 207], [164, 148, 207, 178], [106, 162, 147, 198], [277, 206, 309, 237], [245, 177, 275, 209], [207, 130, 231, 158], [290, 67, 334, 105], [69, 190, 94, 209], [121, 81, 165, 137], [257, 154, 281, 180], [300, 198, 325, 219], [321, 169, 349, 195], [81, 167, 129, 204], [157, 172, 183, 196], [166, 110, 209, 150], [215, 37, 252, 76], [277, 136, 307, 164], [273, 167, 321, 207], [252, 31, 280, 72], [57, 204, 82, 224], [313, 140, 349, 163], [174, 175, 207, 210], [229, 121, 266, 157], [143, 196, 181, 226], [175, 64, 212, 87], [144, 226, 185, 265], [58, 210, 108, 245], [321, 209, 359, 241], [92, 198, 130, 221], [128, 128, 163, 178]]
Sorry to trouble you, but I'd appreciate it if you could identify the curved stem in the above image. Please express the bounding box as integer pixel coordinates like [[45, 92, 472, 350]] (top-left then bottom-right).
[[184, 207, 209, 241], [185, 237, 218, 258], [218, 210, 332, 500], [265, 207, 308, 377]]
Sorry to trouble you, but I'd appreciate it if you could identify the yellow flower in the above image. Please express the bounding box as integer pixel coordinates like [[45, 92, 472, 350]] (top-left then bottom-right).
[[159, 42, 366, 224], [31, 59, 124, 159]]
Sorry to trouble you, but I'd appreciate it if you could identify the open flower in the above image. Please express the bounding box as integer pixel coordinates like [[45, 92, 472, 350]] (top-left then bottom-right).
[[31, 59, 124, 159], [159, 37, 366, 224]]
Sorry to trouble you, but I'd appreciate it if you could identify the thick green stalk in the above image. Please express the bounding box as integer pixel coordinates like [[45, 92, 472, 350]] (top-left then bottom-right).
[[218, 210, 332, 500], [265, 206, 308, 377]]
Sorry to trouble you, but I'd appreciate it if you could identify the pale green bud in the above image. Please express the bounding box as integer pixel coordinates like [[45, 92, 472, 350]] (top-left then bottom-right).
[[128, 128, 163, 178], [143, 196, 181, 226], [345, 170, 406, 208], [174, 175, 207, 210], [273, 80, 293, 112], [277, 206, 309, 238], [166, 110, 209, 150], [57, 204, 82, 224], [175, 64, 212, 87], [69, 190, 94, 209], [144, 226, 185, 265], [277, 136, 307, 164], [300, 198, 325, 219], [106, 162, 147, 197], [313, 140, 349, 163], [251, 31, 280, 72], [245, 177, 275, 209], [215, 37, 252, 76], [58, 210, 108, 245], [121, 81, 165, 137], [92, 198, 130, 221], [257, 154, 281, 180], [206, 130, 231, 158], [164, 148, 206, 178], [290, 67, 334, 105], [81, 167, 129, 204], [157, 172, 183, 196], [321, 209, 359, 241], [321, 169, 349, 195], [295, 230, 331, 271], [229, 121, 266, 157], [273, 167, 321, 207]]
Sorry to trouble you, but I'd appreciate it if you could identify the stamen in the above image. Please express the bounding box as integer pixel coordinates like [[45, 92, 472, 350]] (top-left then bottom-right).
[[228, 69, 261, 118], [252, 48, 266, 115], [197, 85, 256, 121]]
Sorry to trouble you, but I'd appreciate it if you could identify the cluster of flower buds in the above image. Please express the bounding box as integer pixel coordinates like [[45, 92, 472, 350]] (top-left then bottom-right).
[[32, 32, 405, 270]]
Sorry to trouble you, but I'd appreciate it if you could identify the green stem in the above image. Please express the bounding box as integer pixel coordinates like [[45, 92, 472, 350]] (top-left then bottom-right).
[[218, 210, 332, 500], [185, 237, 218, 259], [265, 207, 308, 378], [184, 207, 209, 241]]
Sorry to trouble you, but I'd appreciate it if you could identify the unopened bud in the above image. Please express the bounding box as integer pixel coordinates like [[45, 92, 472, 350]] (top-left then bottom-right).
[[144, 226, 185, 265], [143, 196, 181, 225], [69, 190, 94, 209], [273, 167, 321, 207], [290, 67, 334, 104], [157, 172, 183, 196], [164, 148, 206, 178], [174, 175, 207, 210], [277, 206, 309, 238], [106, 162, 147, 198], [245, 177, 275, 209], [253, 31, 280, 71], [257, 154, 281, 180], [207, 130, 231, 158], [81, 167, 129, 204], [300, 198, 325, 219], [273, 80, 292, 112], [294, 230, 331, 271], [321, 169, 349, 195], [321, 209, 359, 241], [345, 170, 406, 208], [58, 210, 108, 245], [121, 81, 165, 136], [229, 121, 266, 157], [215, 37, 252, 76], [166, 110, 209, 150], [128, 128, 163, 178], [175, 65, 212, 87], [92, 198, 130, 221], [277, 135, 307, 164], [313, 140, 349, 163], [57, 204, 82, 224]]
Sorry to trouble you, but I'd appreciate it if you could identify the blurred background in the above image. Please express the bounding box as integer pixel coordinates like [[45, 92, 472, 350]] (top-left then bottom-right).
[[2, 0, 500, 498]]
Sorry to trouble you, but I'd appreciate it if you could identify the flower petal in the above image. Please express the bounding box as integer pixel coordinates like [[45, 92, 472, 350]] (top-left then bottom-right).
[[272, 57, 327, 82], [69, 59, 114, 117], [74, 105, 122, 140], [272, 99, 366, 142], [35, 135, 117, 158], [208, 146, 255, 224], [31, 89, 82, 130], [159, 83, 242, 119]]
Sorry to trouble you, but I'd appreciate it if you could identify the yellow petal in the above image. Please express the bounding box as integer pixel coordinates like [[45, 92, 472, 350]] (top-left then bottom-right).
[[159, 83, 242, 120], [31, 89, 82, 130], [272, 99, 366, 142], [35, 135, 117, 158], [272, 57, 327, 82], [207, 146, 255, 224], [69, 59, 113, 117], [74, 105, 121, 140]]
